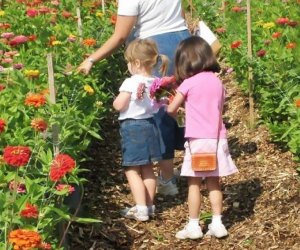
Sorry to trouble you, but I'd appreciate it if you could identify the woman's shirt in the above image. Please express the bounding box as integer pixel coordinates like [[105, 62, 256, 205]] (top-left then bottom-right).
[[177, 72, 227, 139], [118, 74, 155, 120], [118, 0, 188, 39]]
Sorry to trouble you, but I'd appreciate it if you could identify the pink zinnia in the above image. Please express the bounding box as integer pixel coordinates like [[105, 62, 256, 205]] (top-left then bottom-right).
[[1, 32, 14, 39], [26, 8, 39, 17], [9, 35, 28, 46]]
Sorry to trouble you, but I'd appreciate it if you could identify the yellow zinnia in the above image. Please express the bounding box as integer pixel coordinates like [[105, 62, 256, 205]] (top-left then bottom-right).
[[96, 11, 104, 18], [24, 69, 40, 78], [52, 40, 62, 46], [0, 11, 5, 16], [84, 85, 95, 95], [262, 22, 275, 29]]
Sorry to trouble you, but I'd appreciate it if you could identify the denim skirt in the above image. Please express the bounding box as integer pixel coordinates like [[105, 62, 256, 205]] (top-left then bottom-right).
[[120, 118, 162, 166], [149, 29, 191, 76]]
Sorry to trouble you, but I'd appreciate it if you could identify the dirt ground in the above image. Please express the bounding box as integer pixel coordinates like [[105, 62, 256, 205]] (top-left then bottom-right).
[[68, 70, 300, 250]]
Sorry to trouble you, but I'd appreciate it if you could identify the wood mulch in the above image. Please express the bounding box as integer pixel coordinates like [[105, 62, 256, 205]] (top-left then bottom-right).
[[68, 67, 300, 250]]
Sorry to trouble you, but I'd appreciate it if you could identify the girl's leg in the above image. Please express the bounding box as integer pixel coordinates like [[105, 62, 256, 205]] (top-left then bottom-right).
[[125, 166, 146, 206], [123, 166, 149, 221], [206, 176, 228, 238], [176, 177, 203, 240], [206, 177, 222, 215], [140, 164, 156, 206], [188, 177, 202, 219]]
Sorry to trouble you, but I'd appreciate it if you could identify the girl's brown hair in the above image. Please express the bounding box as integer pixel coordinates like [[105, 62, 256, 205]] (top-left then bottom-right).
[[125, 38, 169, 76], [175, 36, 220, 82]]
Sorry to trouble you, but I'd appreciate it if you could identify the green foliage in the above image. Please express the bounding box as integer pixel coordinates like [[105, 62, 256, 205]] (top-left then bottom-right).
[[0, 0, 122, 248], [190, 0, 300, 161]]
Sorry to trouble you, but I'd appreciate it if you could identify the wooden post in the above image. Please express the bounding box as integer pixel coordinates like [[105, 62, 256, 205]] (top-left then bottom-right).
[[76, 7, 83, 43], [47, 53, 59, 155], [102, 0, 105, 14], [247, 0, 255, 128]]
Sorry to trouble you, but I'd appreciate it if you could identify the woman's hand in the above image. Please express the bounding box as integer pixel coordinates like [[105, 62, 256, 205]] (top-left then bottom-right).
[[77, 58, 94, 75]]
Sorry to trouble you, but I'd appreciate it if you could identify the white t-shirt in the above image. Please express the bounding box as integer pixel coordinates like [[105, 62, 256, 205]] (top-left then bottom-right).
[[118, 0, 187, 39], [118, 74, 156, 120]]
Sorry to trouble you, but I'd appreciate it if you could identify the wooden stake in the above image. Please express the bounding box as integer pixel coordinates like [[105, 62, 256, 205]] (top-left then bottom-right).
[[102, 0, 105, 14], [247, 0, 255, 128], [76, 7, 83, 43], [47, 53, 59, 155]]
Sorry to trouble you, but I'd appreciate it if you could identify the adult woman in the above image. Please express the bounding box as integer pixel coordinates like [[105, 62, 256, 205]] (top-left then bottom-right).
[[77, 0, 190, 196]]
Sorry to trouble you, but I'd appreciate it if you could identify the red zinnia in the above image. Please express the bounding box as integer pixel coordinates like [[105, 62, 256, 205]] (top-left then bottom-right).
[[232, 6, 242, 12], [256, 49, 266, 57], [50, 154, 76, 181], [3, 146, 31, 167], [31, 118, 48, 132], [0, 84, 6, 91], [272, 32, 281, 39], [110, 14, 117, 25], [287, 20, 298, 27], [20, 203, 39, 218], [25, 93, 47, 108], [62, 10, 72, 19], [231, 40, 242, 49], [276, 17, 289, 25], [0, 119, 6, 133]]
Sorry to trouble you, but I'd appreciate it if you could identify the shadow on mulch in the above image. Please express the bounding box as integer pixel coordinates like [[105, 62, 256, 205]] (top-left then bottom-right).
[[222, 178, 262, 229]]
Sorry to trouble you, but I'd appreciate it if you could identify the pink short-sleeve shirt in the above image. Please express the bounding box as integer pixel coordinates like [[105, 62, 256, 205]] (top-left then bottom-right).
[[177, 72, 227, 139]]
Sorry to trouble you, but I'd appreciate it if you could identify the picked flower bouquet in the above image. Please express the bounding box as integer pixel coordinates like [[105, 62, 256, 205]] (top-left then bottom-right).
[[150, 75, 178, 106]]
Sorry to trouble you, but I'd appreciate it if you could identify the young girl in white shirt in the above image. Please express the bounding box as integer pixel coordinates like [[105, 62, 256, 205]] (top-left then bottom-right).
[[113, 38, 168, 221]]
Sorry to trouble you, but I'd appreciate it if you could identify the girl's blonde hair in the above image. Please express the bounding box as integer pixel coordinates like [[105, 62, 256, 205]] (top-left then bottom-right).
[[125, 38, 169, 76]]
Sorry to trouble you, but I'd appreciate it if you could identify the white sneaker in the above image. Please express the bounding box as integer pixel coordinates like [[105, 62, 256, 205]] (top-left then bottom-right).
[[157, 176, 179, 196], [206, 223, 228, 238], [176, 225, 203, 240], [120, 206, 149, 221]]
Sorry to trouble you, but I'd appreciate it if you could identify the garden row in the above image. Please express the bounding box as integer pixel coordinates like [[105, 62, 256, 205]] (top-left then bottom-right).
[[189, 0, 299, 161], [0, 0, 121, 249]]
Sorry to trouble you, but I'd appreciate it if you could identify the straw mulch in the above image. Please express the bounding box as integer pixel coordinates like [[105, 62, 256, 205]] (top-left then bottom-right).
[[68, 67, 300, 250]]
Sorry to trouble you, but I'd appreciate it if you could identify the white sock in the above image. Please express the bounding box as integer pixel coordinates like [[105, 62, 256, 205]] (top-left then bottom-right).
[[212, 214, 222, 225], [187, 217, 199, 229], [136, 205, 148, 215], [147, 205, 155, 213]]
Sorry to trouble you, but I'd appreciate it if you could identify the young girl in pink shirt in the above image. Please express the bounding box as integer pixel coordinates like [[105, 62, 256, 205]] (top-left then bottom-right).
[[167, 36, 238, 239]]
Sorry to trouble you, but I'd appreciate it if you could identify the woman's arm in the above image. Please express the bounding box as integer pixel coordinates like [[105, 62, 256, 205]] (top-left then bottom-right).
[[113, 91, 131, 112], [167, 91, 185, 117], [77, 15, 137, 74]]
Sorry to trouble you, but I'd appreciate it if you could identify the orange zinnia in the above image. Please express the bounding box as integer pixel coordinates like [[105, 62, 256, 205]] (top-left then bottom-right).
[[295, 99, 300, 108], [286, 42, 296, 49], [82, 38, 96, 47], [31, 118, 48, 132], [25, 93, 47, 108], [9, 229, 41, 249]]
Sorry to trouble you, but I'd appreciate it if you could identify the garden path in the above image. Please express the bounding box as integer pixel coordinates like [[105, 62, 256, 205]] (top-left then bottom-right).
[[68, 69, 299, 250]]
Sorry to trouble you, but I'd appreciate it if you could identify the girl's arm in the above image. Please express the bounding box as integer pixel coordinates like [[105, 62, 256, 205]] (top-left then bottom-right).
[[167, 91, 185, 117], [113, 91, 131, 112], [77, 15, 137, 74]]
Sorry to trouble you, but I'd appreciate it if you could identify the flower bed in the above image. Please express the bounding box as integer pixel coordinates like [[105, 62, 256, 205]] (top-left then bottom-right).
[[0, 0, 122, 248], [187, 0, 299, 161]]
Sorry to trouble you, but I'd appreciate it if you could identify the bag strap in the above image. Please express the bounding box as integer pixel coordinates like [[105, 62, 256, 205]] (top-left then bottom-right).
[[187, 87, 225, 154]]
